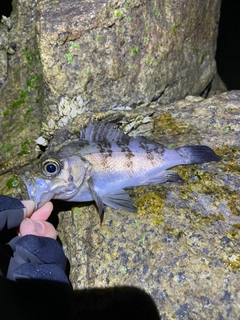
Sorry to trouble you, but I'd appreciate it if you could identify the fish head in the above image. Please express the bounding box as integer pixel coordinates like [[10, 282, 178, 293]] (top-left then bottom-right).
[[20, 155, 88, 209]]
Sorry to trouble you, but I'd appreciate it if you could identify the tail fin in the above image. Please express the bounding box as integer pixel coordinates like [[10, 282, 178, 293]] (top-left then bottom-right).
[[177, 146, 221, 165]]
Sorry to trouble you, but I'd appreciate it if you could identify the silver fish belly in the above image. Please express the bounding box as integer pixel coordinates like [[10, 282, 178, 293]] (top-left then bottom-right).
[[20, 121, 221, 217]]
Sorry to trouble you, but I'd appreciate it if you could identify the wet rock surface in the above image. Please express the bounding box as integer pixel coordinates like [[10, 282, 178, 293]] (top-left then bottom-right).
[[1, 81, 240, 317], [55, 91, 240, 319]]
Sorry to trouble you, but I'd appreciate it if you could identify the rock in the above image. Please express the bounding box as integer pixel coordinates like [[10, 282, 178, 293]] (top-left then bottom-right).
[[0, 0, 43, 170], [0, 0, 225, 169], [55, 91, 240, 319], [0, 23, 9, 86], [36, 0, 223, 114]]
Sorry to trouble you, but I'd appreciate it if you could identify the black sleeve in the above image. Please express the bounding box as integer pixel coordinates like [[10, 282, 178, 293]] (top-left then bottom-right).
[[7, 234, 70, 284], [0, 195, 24, 230]]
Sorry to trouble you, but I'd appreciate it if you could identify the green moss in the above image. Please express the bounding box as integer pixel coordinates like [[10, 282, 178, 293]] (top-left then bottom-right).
[[119, 266, 127, 274], [223, 126, 230, 134], [6, 177, 19, 189], [115, 9, 122, 19], [184, 209, 212, 227], [3, 73, 42, 117], [138, 236, 145, 244], [153, 113, 191, 135], [70, 42, 80, 49], [133, 220, 140, 229], [95, 34, 102, 41], [20, 139, 31, 156], [171, 23, 181, 35], [227, 226, 240, 241], [65, 53, 73, 64], [215, 146, 240, 175], [175, 146, 240, 218], [130, 45, 139, 57], [24, 108, 34, 118], [224, 254, 240, 270], [0, 142, 12, 152], [200, 49, 208, 64], [83, 67, 89, 75], [134, 186, 166, 225], [23, 47, 40, 68], [73, 207, 82, 216], [26, 74, 40, 89], [145, 57, 151, 65]]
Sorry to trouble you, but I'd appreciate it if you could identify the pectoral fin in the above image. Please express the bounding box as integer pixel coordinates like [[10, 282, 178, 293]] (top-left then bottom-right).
[[102, 189, 137, 213], [87, 177, 104, 221]]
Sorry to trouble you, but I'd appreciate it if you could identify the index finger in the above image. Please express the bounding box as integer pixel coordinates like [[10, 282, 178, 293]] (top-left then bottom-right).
[[30, 202, 53, 221], [21, 200, 35, 218], [21, 201, 53, 221]]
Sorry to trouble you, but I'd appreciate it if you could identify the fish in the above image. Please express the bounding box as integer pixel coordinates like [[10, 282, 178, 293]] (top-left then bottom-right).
[[20, 120, 221, 219]]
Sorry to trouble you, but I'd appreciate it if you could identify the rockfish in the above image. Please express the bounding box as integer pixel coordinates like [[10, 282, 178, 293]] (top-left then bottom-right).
[[21, 121, 221, 218]]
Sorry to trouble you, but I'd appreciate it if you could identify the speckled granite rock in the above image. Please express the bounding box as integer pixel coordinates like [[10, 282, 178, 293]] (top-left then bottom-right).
[[54, 91, 240, 319], [36, 0, 222, 114], [0, 0, 43, 169]]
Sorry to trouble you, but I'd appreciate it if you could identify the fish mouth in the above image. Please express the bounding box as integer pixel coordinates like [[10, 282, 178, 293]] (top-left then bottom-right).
[[18, 177, 29, 200], [20, 173, 81, 210], [20, 174, 54, 210]]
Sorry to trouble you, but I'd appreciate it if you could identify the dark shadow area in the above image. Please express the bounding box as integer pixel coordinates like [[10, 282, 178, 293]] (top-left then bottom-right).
[[49, 199, 96, 228], [0, 0, 12, 18], [0, 277, 72, 320], [0, 277, 161, 320], [68, 286, 161, 320], [216, 0, 240, 89]]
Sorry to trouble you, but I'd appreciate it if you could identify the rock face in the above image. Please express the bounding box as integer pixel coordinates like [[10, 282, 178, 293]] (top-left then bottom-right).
[[36, 0, 222, 112], [0, 0, 43, 169], [0, 0, 225, 168], [55, 91, 240, 319]]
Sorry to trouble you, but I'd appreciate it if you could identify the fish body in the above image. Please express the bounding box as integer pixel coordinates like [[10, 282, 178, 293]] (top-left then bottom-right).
[[20, 121, 221, 216]]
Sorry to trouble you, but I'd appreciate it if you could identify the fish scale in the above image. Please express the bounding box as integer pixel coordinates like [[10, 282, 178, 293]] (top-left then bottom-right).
[[20, 120, 221, 218]]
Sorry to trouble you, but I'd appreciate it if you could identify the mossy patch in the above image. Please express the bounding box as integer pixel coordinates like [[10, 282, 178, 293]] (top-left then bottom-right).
[[6, 176, 20, 188], [215, 146, 240, 175], [20, 139, 31, 156], [224, 254, 240, 271], [153, 113, 192, 136], [133, 185, 166, 225], [131, 145, 239, 229]]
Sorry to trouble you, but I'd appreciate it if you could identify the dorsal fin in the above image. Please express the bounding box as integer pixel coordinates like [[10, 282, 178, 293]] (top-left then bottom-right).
[[80, 120, 131, 143]]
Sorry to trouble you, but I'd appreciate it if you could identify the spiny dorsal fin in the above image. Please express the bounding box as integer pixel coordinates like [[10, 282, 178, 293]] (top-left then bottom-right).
[[80, 120, 131, 144]]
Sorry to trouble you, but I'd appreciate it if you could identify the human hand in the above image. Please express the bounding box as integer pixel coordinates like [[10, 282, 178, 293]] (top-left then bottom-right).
[[0, 195, 69, 284], [19, 200, 57, 239], [0, 196, 71, 319]]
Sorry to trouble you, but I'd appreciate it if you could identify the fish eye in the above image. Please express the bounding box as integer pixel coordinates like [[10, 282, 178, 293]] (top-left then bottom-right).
[[42, 158, 61, 177]]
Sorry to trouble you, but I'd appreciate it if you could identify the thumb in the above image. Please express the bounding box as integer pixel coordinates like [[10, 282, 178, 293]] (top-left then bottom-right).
[[19, 218, 57, 239]]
